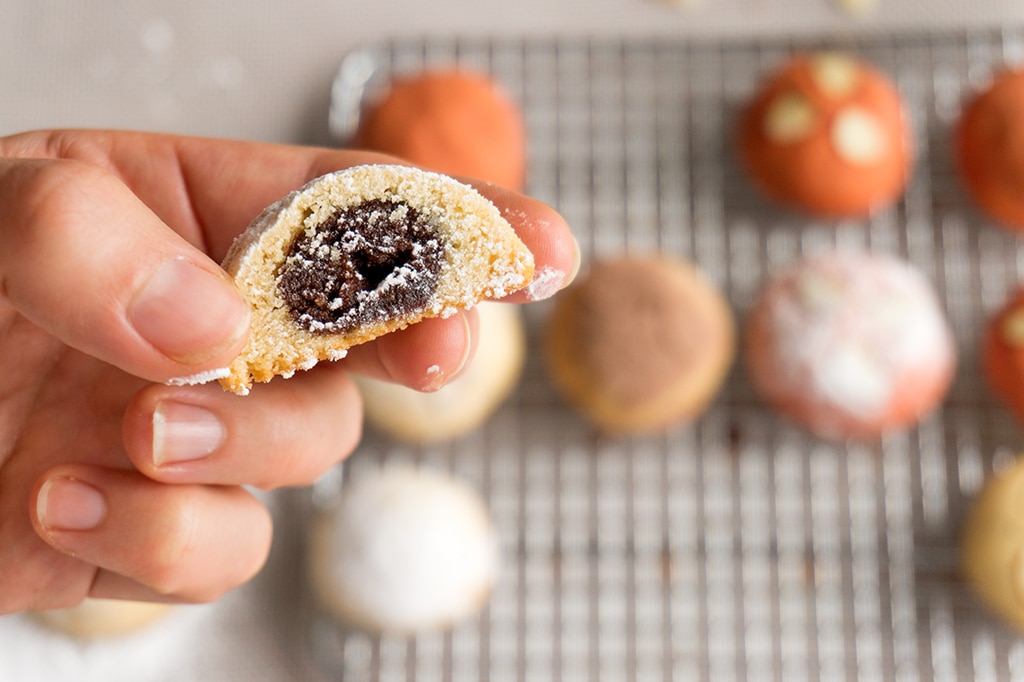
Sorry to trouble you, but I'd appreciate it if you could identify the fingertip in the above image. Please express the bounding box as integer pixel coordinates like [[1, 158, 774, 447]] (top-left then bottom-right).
[[128, 256, 250, 371], [348, 309, 477, 391]]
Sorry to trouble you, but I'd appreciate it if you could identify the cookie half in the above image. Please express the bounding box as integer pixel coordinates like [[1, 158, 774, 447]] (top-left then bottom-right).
[[219, 164, 534, 394]]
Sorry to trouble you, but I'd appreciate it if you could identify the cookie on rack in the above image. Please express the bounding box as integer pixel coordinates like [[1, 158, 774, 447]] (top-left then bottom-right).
[[32, 598, 173, 638], [737, 51, 913, 218], [355, 301, 526, 444], [955, 67, 1024, 232], [961, 455, 1024, 633], [353, 69, 527, 190], [743, 250, 956, 441], [981, 288, 1024, 423], [217, 164, 534, 395], [308, 465, 500, 634], [543, 254, 735, 434]]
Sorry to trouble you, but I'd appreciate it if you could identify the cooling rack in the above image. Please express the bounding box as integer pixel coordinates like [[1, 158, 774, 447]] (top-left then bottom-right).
[[306, 28, 1024, 681]]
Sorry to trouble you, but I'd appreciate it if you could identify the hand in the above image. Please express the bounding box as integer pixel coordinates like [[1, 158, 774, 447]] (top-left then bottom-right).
[[0, 130, 578, 614]]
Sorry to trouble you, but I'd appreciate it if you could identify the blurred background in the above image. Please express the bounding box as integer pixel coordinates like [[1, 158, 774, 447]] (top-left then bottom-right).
[[4, 1, 1024, 681]]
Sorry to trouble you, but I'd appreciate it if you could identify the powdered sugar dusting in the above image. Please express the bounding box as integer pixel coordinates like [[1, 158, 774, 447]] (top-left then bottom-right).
[[167, 367, 231, 387], [758, 251, 955, 419], [524, 265, 566, 301]]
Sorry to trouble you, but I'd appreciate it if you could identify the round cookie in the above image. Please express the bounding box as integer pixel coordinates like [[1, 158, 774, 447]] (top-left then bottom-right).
[[744, 250, 956, 441], [961, 456, 1024, 632], [982, 288, 1024, 422], [213, 164, 534, 395], [543, 254, 735, 434], [308, 465, 499, 634], [354, 69, 527, 190], [738, 51, 913, 218], [955, 68, 1024, 232], [32, 598, 173, 638], [355, 301, 525, 444]]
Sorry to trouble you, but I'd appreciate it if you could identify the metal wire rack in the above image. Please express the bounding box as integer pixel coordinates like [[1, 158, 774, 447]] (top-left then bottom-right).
[[306, 28, 1024, 681]]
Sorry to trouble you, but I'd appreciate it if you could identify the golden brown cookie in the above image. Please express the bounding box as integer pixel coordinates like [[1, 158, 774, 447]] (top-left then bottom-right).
[[217, 165, 534, 395], [32, 599, 173, 638], [738, 51, 912, 218], [543, 254, 734, 434], [354, 69, 527, 190], [961, 456, 1024, 632], [955, 68, 1024, 232]]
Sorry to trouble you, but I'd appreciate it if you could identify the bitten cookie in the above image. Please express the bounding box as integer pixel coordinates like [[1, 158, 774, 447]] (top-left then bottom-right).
[[32, 599, 173, 638], [355, 301, 526, 444], [353, 69, 527, 190], [543, 255, 735, 434], [308, 465, 500, 634], [738, 51, 912, 218], [982, 289, 1024, 423], [744, 251, 956, 441], [961, 456, 1024, 633], [218, 165, 534, 394], [955, 68, 1024, 232]]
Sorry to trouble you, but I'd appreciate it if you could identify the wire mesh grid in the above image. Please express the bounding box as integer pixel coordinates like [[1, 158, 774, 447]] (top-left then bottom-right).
[[307, 29, 1024, 681]]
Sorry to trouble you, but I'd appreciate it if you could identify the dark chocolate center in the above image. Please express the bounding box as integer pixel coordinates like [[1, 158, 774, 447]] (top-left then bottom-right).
[[276, 199, 444, 334]]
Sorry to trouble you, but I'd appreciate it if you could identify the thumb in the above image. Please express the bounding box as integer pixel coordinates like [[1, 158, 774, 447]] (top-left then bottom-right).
[[0, 158, 249, 383]]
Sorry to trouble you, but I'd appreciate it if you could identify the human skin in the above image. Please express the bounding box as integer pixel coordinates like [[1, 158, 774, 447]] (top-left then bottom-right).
[[0, 129, 577, 614]]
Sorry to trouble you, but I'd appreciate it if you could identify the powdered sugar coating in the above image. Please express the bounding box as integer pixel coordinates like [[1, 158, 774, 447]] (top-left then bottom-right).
[[745, 251, 956, 440], [309, 465, 499, 633]]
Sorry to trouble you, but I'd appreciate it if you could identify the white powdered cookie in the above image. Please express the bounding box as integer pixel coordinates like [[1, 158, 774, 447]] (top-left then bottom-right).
[[309, 465, 500, 634], [220, 165, 534, 394]]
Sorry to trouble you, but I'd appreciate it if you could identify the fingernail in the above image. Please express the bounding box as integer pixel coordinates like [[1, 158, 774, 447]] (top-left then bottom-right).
[[37, 478, 107, 531], [129, 257, 249, 365], [424, 311, 473, 392], [153, 401, 225, 467]]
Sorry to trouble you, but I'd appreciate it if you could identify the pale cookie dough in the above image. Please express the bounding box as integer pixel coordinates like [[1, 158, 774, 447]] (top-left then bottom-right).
[[744, 250, 956, 441], [355, 301, 526, 444], [309, 465, 500, 634], [32, 598, 173, 638], [219, 165, 534, 394], [962, 456, 1024, 633]]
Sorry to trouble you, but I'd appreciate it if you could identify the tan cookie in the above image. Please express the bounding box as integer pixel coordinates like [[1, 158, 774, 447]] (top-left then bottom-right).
[[354, 69, 527, 190], [738, 51, 912, 218], [962, 456, 1024, 632], [215, 165, 534, 394], [32, 598, 173, 638], [543, 254, 734, 434], [355, 301, 525, 443]]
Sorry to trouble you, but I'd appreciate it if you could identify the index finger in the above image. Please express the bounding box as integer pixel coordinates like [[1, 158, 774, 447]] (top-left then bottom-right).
[[3, 130, 578, 302]]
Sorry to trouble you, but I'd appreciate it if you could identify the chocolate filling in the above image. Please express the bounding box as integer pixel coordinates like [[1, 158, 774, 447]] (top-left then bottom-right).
[[277, 199, 444, 333]]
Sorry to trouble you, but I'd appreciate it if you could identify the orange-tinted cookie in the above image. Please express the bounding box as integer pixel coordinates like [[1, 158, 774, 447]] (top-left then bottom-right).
[[738, 52, 913, 218], [744, 251, 956, 441], [543, 255, 735, 434], [983, 289, 1024, 422], [353, 69, 527, 190], [955, 68, 1024, 232]]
